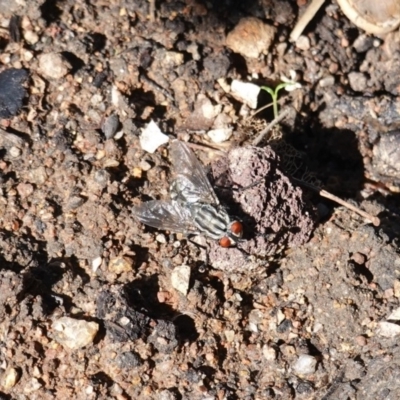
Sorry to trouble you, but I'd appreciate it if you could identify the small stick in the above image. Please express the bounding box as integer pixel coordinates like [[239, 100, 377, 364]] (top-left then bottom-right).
[[139, 73, 175, 103], [149, 0, 156, 21], [248, 100, 274, 119], [185, 141, 227, 156], [290, 0, 326, 42], [247, 93, 288, 121], [320, 189, 380, 226], [252, 108, 291, 146], [293, 178, 380, 226]]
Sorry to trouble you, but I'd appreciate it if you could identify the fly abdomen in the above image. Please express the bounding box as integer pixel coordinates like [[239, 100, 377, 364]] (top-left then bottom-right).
[[189, 203, 230, 239]]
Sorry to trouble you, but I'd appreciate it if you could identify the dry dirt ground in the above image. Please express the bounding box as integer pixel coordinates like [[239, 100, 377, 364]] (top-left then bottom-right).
[[0, 1, 400, 399]]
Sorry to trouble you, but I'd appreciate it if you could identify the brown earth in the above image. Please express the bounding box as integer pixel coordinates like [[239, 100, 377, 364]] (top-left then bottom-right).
[[0, 1, 399, 399]]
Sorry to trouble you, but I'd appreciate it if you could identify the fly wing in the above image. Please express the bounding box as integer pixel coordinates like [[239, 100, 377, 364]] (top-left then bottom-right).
[[170, 140, 219, 205], [132, 200, 199, 234]]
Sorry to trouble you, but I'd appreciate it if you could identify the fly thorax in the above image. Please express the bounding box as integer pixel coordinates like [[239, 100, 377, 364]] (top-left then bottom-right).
[[189, 203, 230, 240]]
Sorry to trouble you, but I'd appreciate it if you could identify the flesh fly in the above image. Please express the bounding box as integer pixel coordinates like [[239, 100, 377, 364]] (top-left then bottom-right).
[[132, 140, 243, 247]]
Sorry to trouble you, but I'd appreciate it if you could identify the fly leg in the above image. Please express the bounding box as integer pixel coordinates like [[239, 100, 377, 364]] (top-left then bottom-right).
[[178, 232, 211, 268], [214, 177, 265, 194], [235, 178, 265, 191], [177, 230, 207, 251]]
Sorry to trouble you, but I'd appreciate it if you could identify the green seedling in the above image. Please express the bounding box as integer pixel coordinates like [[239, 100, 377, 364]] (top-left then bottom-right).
[[261, 70, 301, 119]]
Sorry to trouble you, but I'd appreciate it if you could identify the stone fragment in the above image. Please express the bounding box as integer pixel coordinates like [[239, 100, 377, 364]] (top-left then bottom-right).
[[2, 367, 19, 390], [52, 317, 99, 350], [208, 113, 233, 144], [292, 354, 318, 375], [0, 68, 29, 118], [373, 130, 400, 179], [207, 127, 232, 143], [108, 256, 134, 274], [388, 307, 400, 321], [295, 35, 310, 51], [377, 321, 400, 338], [208, 146, 316, 271], [92, 256, 102, 272], [319, 75, 335, 88], [38, 53, 70, 79], [140, 120, 169, 153], [226, 17, 276, 59], [171, 264, 191, 295], [262, 345, 277, 361], [102, 113, 120, 139], [23, 29, 39, 45], [231, 80, 260, 109], [348, 72, 367, 92]]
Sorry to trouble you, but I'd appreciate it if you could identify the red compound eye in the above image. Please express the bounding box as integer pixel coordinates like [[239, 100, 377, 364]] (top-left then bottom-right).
[[230, 221, 243, 236], [219, 236, 232, 248]]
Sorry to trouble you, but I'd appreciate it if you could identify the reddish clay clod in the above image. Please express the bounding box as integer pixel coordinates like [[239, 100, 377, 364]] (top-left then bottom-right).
[[231, 221, 243, 236], [209, 145, 317, 272], [219, 237, 232, 248]]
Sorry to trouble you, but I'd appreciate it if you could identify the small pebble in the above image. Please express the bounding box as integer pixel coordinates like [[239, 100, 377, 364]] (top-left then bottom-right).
[[207, 127, 232, 143], [139, 120, 169, 153], [388, 307, 400, 321], [292, 354, 317, 375], [262, 345, 277, 361], [351, 252, 366, 265], [23, 30, 39, 45], [296, 381, 314, 395], [355, 335, 367, 346], [348, 72, 367, 92], [353, 34, 373, 53], [9, 146, 21, 158], [108, 256, 134, 274], [231, 80, 260, 109], [132, 167, 142, 178], [116, 351, 142, 369], [23, 50, 34, 62], [67, 195, 85, 210], [373, 130, 400, 178], [164, 51, 184, 68], [156, 234, 166, 243], [208, 113, 233, 143], [92, 256, 102, 272], [0, 68, 29, 119], [114, 130, 124, 140], [226, 17, 276, 59], [52, 317, 99, 350], [139, 160, 152, 171], [295, 35, 310, 51], [224, 330, 235, 342], [394, 280, 400, 298], [94, 169, 110, 187], [38, 53, 70, 80], [248, 309, 264, 332], [16, 182, 33, 198], [319, 75, 335, 88], [376, 321, 400, 338], [171, 264, 191, 295], [102, 113, 120, 139], [2, 367, 19, 390], [187, 42, 201, 61]]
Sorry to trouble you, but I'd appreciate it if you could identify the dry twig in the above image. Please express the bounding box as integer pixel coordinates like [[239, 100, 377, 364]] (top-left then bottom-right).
[[290, 0, 326, 42]]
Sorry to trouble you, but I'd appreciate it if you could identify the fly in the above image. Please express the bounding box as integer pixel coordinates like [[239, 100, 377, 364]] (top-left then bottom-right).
[[132, 140, 243, 247]]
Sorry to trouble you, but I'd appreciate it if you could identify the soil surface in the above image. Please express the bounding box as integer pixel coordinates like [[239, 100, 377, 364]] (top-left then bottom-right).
[[0, 1, 400, 399]]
